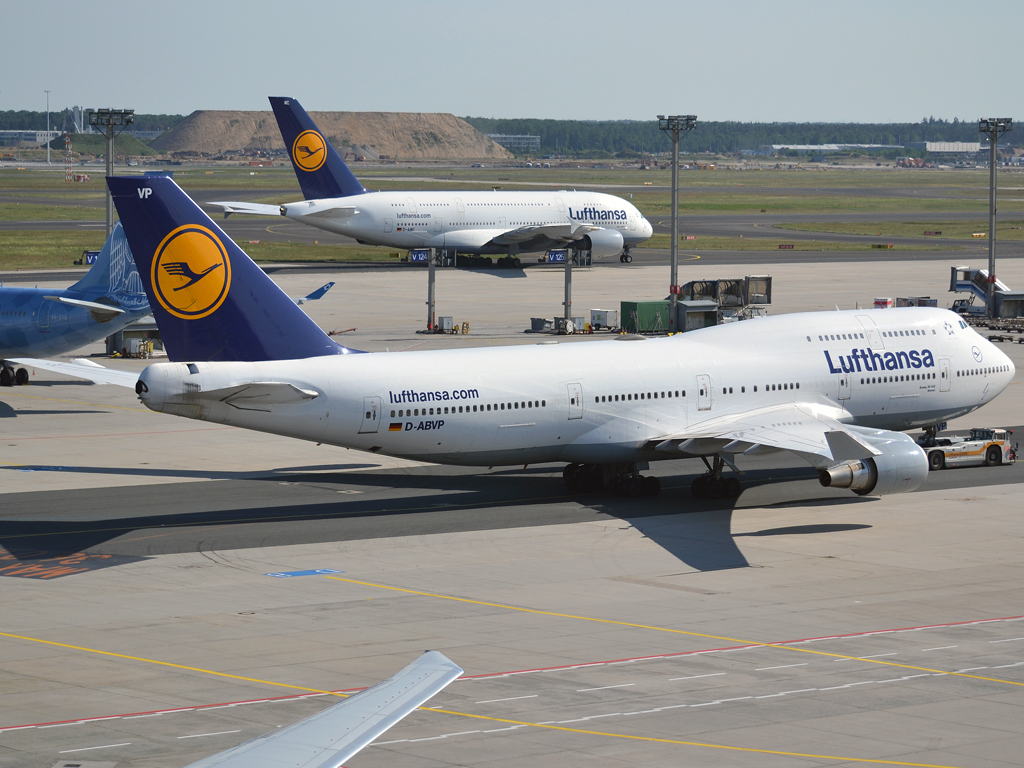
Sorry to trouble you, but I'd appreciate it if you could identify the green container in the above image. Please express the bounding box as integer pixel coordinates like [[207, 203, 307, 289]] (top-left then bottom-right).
[[620, 300, 671, 333]]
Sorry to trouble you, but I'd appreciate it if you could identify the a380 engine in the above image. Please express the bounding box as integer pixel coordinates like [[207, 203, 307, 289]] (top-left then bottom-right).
[[574, 228, 625, 259], [818, 427, 928, 496]]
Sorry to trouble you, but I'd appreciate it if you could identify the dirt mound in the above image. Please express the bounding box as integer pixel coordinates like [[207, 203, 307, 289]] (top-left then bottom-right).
[[150, 110, 511, 160]]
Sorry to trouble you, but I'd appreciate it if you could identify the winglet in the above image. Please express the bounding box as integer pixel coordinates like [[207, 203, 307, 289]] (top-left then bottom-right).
[[270, 97, 367, 200]]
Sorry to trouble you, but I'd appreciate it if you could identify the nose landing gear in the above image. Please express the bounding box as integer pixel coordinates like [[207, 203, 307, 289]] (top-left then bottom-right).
[[690, 455, 741, 500], [619, 247, 633, 264]]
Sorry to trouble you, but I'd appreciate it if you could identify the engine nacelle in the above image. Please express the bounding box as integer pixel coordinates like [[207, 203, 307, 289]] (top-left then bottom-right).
[[818, 427, 928, 496], [575, 228, 625, 259]]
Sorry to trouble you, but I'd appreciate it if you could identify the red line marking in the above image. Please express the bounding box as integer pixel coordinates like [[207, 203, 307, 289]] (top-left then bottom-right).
[[3, 613, 1022, 731]]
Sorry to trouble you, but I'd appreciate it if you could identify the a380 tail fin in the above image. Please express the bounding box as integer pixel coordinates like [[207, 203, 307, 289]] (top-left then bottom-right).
[[108, 176, 350, 363], [67, 222, 149, 312], [270, 96, 366, 200]]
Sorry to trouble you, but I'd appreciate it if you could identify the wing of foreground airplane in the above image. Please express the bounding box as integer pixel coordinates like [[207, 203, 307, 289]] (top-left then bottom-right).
[[9, 358, 139, 388], [184, 651, 462, 768], [206, 201, 283, 218], [648, 401, 880, 466]]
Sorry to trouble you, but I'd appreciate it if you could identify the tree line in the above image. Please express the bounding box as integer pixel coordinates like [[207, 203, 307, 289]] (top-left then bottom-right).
[[462, 117, 994, 155], [0, 110, 184, 133]]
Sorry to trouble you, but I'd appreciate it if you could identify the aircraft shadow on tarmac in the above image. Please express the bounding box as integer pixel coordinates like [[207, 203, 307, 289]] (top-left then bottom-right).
[[0, 401, 109, 418], [0, 463, 874, 574]]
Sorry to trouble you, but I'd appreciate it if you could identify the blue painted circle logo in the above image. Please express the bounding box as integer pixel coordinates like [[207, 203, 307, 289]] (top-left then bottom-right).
[[972, 346, 983, 362]]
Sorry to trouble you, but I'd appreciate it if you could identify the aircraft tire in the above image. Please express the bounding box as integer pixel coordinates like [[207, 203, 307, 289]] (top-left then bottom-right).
[[928, 451, 945, 471], [0, 368, 13, 387], [15, 368, 28, 386], [690, 475, 706, 499], [724, 477, 741, 498], [985, 446, 1001, 467], [624, 476, 643, 498], [642, 475, 661, 497], [624, 253, 632, 263]]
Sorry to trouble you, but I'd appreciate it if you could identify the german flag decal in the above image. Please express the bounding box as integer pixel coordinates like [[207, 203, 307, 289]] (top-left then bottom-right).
[[388, 423, 403, 432]]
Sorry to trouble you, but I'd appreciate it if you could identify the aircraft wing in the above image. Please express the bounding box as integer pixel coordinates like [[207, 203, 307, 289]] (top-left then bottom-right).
[[491, 222, 601, 245], [648, 402, 880, 465], [43, 296, 126, 315], [183, 651, 463, 768], [206, 201, 283, 218], [9, 358, 139, 388]]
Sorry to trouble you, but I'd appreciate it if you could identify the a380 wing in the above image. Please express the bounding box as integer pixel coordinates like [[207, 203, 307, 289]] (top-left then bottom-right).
[[649, 402, 881, 465], [184, 651, 463, 768]]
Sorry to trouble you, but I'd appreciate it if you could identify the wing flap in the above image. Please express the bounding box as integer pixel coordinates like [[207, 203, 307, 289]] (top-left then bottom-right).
[[649, 402, 875, 462], [184, 651, 462, 768]]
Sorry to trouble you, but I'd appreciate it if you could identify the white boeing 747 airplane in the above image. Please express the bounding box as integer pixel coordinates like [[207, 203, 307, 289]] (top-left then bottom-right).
[[208, 97, 653, 261], [24, 177, 1015, 501]]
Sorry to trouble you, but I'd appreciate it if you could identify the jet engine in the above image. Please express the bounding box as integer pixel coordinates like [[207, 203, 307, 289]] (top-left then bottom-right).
[[574, 228, 625, 259], [817, 427, 928, 496]]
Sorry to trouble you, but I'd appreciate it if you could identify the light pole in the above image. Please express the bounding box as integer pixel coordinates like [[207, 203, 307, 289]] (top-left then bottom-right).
[[657, 115, 697, 332], [979, 118, 1012, 318], [87, 108, 135, 235], [44, 90, 51, 164]]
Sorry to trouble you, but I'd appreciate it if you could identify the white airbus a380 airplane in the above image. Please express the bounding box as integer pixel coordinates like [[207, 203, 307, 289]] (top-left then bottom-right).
[[25, 177, 1014, 502], [209, 97, 653, 261]]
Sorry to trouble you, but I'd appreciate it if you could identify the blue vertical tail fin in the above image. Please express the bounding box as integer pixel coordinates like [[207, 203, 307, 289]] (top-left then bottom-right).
[[67, 222, 150, 312], [107, 176, 351, 362], [270, 96, 366, 200]]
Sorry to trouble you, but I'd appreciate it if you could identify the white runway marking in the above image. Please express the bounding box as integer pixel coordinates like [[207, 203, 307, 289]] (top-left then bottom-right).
[[59, 742, 131, 753], [178, 730, 242, 739], [576, 684, 635, 692], [476, 695, 539, 704], [669, 672, 727, 681], [990, 637, 1024, 643], [756, 663, 808, 671], [922, 646, 957, 652]]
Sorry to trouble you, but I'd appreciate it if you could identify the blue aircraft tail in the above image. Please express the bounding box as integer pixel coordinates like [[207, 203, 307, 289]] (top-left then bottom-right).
[[66, 222, 150, 312], [107, 176, 350, 363], [270, 97, 366, 200]]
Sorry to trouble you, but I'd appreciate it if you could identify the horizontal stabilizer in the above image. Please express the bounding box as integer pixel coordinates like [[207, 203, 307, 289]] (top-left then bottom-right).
[[206, 201, 283, 218], [44, 295, 126, 315], [9, 358, 139, 388], [183, 650, 463, 768]]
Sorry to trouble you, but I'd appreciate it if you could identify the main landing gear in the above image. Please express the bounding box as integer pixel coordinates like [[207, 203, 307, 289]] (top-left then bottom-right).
[[690, 455, 741, 500], [618, 247, 633, 264], [0, 362, 29, 387], [563, 463, 660, 498]]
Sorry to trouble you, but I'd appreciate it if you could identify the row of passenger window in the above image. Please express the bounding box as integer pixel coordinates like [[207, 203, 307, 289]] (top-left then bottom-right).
[[391, 400, 546, 418], [723, 383, 800, 394], [595, 390, 685, 404], [958, 364, 1010, 377], [808, 328, 935, 343], [861, 373, 935, 384]]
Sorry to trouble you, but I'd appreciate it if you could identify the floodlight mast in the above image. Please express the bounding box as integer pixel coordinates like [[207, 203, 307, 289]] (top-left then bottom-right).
[[979, 118, 1012, 318], [44, 90, 51, 165], [87, 108, 135, 235], [657, 115, 697, 331]]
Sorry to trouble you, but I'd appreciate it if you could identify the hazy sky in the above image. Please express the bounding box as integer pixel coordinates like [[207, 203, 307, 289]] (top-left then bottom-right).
[[4, 0, 1021, 123]]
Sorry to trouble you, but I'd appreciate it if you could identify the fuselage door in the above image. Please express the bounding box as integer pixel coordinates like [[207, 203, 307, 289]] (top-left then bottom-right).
[[434, 217, 442, 233], [555, 196, 565, 213], [629, 213, 637, 231], [384, 217, 393, 233], [499, 216, 506, 229], [856, 315, 885, 349], [454, 197, 465, 216], [838, 372, 851, 400], [405, 197, 417, 213], [37, 301, 51, 332], [567, 383, 583, 420], [359, 396, 382, 434], [940, 358, 951, 392], [697, 374, 712, 411]]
